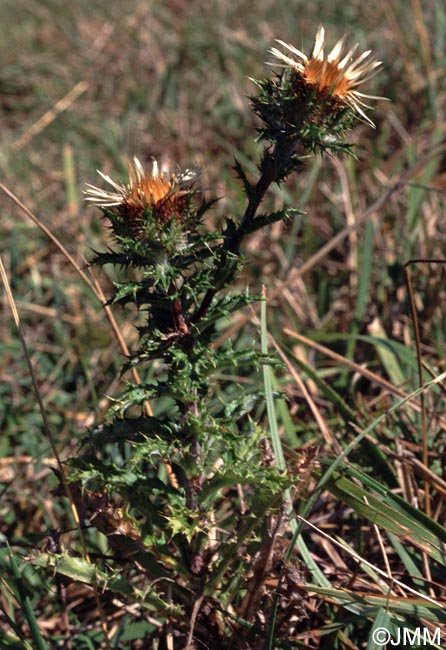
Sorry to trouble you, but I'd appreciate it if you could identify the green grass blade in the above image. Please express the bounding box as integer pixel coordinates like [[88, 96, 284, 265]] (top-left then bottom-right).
[[368, 609, 392, 650], [260, 293, 285, 470], [269, 371, 299, 446], [367, 318, 405, 387], [386, 531, 424, 578], [7, 545, 48, 650], [0, 630, 33, 650], [298, 585, 446, 624], [346, 217, 374, 361]]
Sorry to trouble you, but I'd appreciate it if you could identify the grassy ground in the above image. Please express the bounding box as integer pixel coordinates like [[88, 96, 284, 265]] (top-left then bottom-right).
[[2, 0, 446, 648]]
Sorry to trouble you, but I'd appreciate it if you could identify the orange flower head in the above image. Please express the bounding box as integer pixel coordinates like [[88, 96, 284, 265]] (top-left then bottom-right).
[[270, 26, 384, 126], [85, 158, 198, 227]]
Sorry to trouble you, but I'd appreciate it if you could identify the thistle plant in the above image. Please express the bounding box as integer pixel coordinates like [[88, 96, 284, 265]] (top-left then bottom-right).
[[46, 26, 383, 649]]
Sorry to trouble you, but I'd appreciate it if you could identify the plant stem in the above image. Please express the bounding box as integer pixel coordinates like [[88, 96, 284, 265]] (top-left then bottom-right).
[[191, 146, 283, 324]]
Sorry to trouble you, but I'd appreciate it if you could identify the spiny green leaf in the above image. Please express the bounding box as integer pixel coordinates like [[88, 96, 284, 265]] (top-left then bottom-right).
[[241, 207, 304, 235]]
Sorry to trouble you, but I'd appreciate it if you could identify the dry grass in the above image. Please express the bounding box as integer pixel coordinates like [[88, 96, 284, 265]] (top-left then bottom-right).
[[2, 1, 446, 648]]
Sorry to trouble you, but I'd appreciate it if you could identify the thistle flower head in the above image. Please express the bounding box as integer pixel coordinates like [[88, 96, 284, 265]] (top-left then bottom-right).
[[270, 26, 383, 127], [85, 158, 199, 228]]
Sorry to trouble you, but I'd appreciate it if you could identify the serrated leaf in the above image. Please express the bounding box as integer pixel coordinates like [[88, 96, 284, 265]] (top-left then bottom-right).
[[242, 208, 304, 235], [32, 554, 175, 613], [232, 158, 253, 196]]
